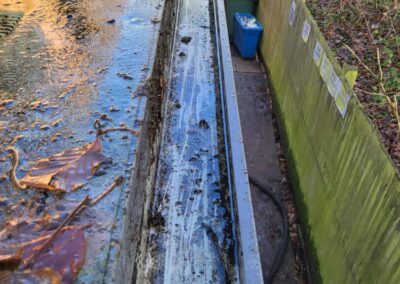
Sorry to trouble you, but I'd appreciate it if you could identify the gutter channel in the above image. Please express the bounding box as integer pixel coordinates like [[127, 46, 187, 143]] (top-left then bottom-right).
[[125, 0, 263, 282]]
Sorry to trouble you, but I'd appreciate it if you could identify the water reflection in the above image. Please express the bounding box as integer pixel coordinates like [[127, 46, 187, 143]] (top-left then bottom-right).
[[0, 0, 38, 14], [0, 0, 123, 150]]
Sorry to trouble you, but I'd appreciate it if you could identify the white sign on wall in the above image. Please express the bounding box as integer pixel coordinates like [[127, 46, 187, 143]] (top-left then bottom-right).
[[288, 1, 297, 26], [320, 53, 333, 83], [327, 71, 342, 98], [313, 41, 323, 66], [302, 20, 311, 43], [335, 87, 351, 118]]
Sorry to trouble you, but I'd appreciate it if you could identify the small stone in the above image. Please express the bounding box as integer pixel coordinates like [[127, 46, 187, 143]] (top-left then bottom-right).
[[181, 36, 192, 44], [0, 99, 15, 108], [109, 106, 120, 112], [150, 17, 160, 23], [95, 169, 107, 176], [39, 124, 50, 130], [198, 119, 209, 129], [51, 119, 62, 127], [0, 198, 9, 206], [11, 135, 24, 143], [100, 113, 111, 120], [117, 72, 133, 80]]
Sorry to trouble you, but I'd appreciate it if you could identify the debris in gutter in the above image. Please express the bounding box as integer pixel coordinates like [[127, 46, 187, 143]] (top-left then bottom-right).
[[180, 36, 192, 44]]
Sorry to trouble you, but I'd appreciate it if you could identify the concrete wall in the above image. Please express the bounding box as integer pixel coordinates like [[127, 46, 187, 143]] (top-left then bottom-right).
[[256, 0, 400, 283]]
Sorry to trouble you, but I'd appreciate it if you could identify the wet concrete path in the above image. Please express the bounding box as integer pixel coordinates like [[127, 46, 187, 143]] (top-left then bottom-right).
[[232, 46, 301, 283], [0, 0, 265, 283], [141, 0, 239, 282], [0, 0, 163, 282]]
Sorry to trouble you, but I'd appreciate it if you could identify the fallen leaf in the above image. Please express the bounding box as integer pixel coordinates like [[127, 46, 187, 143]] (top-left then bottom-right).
[[0, 226, 86, 284], [20, 140, 105, 191], [0, 268, 61, 284], [0, 253, 22, 271], [20, 226, 87, 284], [51, 119, 62, 127]]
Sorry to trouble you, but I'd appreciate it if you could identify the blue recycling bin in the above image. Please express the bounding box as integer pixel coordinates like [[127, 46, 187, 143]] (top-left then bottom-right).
[[233, 12, 263, 59]]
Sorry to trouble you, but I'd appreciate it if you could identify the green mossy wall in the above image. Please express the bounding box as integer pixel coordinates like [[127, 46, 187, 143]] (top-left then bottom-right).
[[256, 0, 400, 283]]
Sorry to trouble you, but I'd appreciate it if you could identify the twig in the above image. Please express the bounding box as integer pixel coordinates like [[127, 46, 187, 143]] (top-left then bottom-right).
[[376, 48, 384, 86], [91, 176, 124, 206], [4, 147, 27, 190], [23, 195, 90, 268], [354, 0, 377, 46], [355, 87, 382, 96], [343, 44, 378, 78], [94, 119, 139, 136], [384, 0, 400, 58], [21, 174, 125, 269], [98, 127, 140, 136], [376, 47, 400, 135]]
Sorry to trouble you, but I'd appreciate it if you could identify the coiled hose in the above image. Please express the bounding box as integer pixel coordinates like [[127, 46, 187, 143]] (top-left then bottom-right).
[[249, 176, 289, 284]]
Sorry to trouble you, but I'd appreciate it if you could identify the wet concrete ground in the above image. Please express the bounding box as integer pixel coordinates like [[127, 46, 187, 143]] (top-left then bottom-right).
[[0, 0, 163, 282], [231, 46, 300, 283], [140, 0, 239, 282]]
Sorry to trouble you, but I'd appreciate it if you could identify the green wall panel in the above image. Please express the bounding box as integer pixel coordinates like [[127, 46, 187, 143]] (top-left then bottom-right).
[[256, 0, 400, 283]]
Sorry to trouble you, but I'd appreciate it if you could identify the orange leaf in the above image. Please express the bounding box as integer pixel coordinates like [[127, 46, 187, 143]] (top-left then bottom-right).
[[0, 226, 86, 284], [20, 140, 104, 192]]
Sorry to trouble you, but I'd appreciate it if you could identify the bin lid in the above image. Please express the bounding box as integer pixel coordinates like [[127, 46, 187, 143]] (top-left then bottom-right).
[[234, 12, 263, 31]]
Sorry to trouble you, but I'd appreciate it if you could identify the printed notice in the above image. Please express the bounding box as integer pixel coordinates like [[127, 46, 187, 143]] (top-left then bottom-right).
[[288, 1, 297, 26], [327, 72, 342, 98], [320, 53, 332, 83], [302, 21, 311, 42], [335, 88, 351, 118], [313, 41, 323, 66]]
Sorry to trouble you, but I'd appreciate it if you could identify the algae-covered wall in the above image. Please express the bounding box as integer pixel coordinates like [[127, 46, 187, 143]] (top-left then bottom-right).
[[256, 0, 400, 283]]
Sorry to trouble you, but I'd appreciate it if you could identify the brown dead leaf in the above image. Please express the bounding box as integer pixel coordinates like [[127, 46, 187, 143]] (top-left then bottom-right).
[[20, 140, 104, 192], [20, 226, 87, 284], [0, 268, 61, 284], [0, 226, 86, 284], [0, 253, 22, 271]]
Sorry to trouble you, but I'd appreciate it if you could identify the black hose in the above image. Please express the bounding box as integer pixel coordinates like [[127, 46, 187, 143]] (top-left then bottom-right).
[[249, 176, 289, 284]]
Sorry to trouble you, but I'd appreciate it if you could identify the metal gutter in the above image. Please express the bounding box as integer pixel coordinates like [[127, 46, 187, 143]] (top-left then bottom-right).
[[213, 0, 264, 283]]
